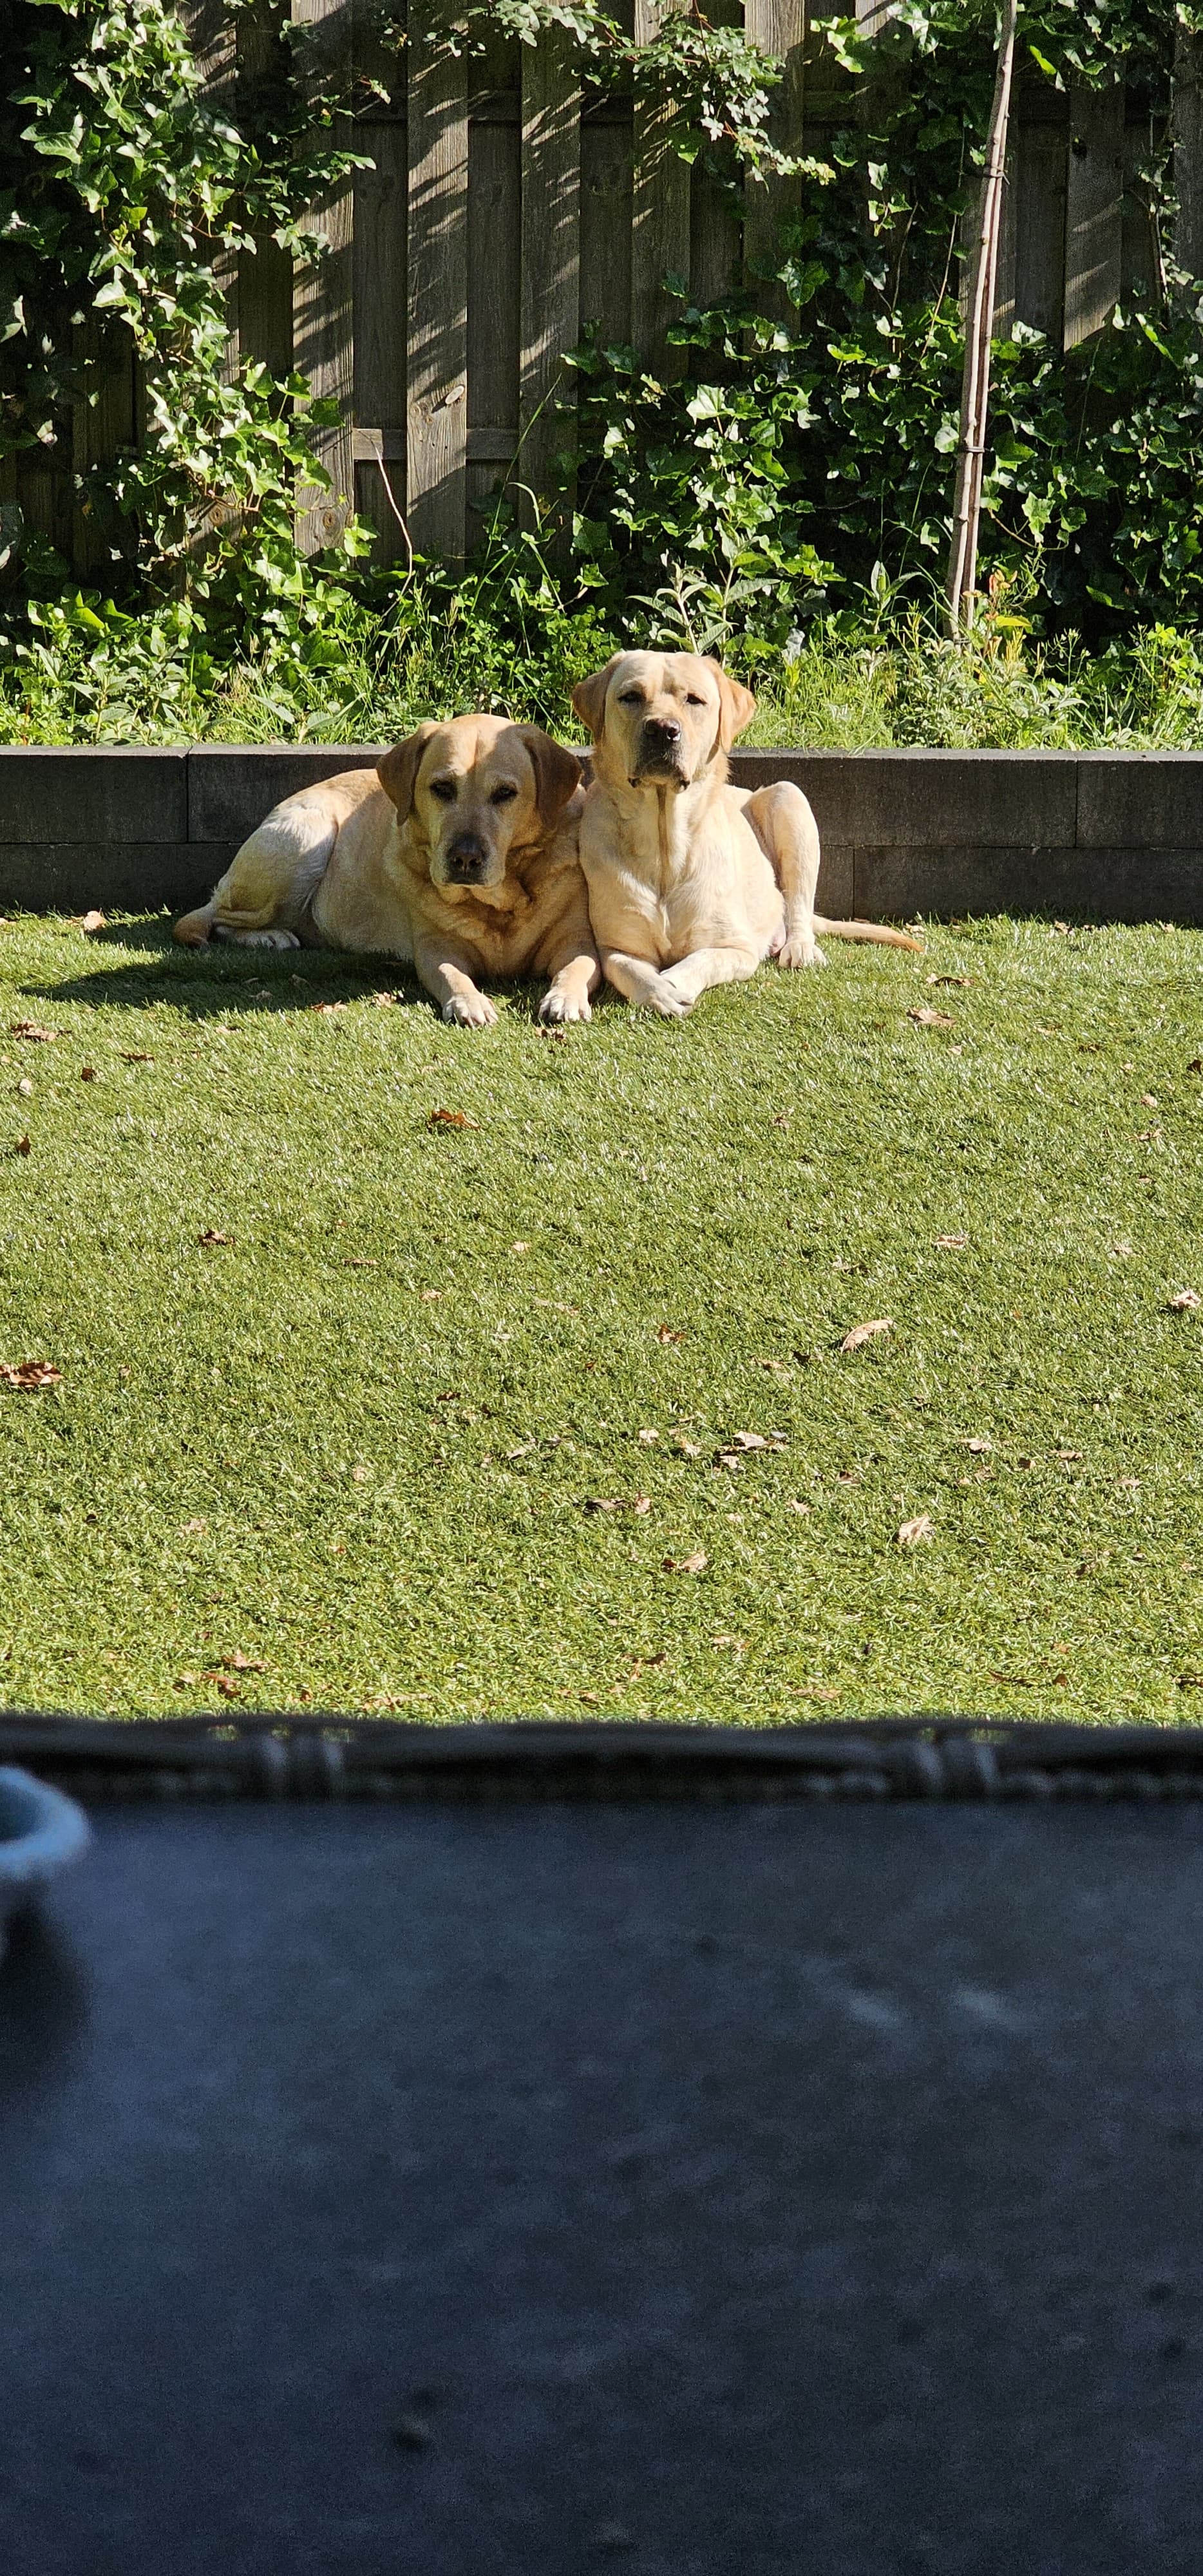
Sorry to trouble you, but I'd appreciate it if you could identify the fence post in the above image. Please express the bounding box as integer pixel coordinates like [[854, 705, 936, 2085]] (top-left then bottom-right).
[[1063, 77, 1124, 348], [406, 10, 469, 560], [743, 1, 806, 313], [520, 26, 581, 546], [632, 0, 692, 373], [1173, 23, 1203, 286], [292, 0, 356, 553]]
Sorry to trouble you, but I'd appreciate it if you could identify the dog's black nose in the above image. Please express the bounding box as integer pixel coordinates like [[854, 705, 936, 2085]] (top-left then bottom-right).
[[643, 717, 681, 746], [447, 833, 488, 879]]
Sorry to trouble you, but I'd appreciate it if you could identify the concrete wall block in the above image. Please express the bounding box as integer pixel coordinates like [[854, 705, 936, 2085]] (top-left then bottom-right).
[[1076, 753, 1203, 849], [813, 842, 855, 921], [0, 843, 229, 916], [732, 749, 1079, 848], [186, 748, 387, 848], [855, 844, 1203, 923], [0, 748, 186, 847]]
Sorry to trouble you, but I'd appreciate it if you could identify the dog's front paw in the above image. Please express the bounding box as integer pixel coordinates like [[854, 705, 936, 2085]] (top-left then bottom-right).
[[540, 985, 592, 1024], [643, 974, 692, 1019], [443, 990, 498, 1027], [776, 934, 827, 971], [216, 925, 300, 951]]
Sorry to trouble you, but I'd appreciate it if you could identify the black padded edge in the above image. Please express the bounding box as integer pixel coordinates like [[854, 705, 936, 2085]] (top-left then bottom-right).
[[3, 1714, 1203, 1801]]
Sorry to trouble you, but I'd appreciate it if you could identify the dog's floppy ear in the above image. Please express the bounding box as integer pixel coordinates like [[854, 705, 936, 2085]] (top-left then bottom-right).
[[712, 664, 757, 751], [570, 656, 621, 741], [517, 728, 583, 831], [377, 722, 438, 820]]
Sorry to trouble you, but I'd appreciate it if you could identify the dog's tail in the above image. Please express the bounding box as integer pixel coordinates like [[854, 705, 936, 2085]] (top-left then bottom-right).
[[814, 916, 924, 955], [175, 896, 220, 948]]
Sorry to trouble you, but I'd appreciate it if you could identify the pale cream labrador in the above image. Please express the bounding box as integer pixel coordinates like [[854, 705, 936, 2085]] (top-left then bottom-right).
[[571, 649, 919, 1016], [175, 716, 599, 1026]]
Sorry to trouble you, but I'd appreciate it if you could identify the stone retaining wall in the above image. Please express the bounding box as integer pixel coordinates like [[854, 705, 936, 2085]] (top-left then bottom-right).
[[1, 744, 1200, 922]]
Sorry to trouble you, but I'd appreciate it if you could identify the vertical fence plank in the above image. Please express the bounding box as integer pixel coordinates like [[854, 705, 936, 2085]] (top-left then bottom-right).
[[184, 0, 240, 375], [520, 28, 581, 540], [407, 14, 469, 558], [632, 0, 692, 370], [1063, 78, 1124, 349], [354, 115, 408, 559], [580, 106, 634, 342], [71, 323, 136, 577], [743, 0, 806, 308], [1173, 23, 1203, 285], [292, 0, 355, 551], [238, 1, 294, 382], [1013, 93, 1068, 343]]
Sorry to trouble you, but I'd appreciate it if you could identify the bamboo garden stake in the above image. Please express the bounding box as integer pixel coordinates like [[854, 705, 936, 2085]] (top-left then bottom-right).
[[946, 0, 1019, 634]]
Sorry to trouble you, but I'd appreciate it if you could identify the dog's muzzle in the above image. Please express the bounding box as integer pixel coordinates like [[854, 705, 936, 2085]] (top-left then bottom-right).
[[632, 716, 688, 786], [445, 832, 489, 883]]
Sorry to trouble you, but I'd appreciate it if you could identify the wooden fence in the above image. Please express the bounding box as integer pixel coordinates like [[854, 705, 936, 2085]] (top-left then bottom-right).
[[23, 3, 1203, 572]]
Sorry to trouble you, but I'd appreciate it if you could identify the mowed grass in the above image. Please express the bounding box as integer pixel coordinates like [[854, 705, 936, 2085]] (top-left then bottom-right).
[[1, 909, 1202, 1724]]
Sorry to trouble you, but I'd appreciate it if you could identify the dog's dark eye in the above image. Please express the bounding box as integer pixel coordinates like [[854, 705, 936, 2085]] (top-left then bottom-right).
[[490, 783, 518, 804], [618, 689, 643, 705], [686, 692, 706, 705], [430, 779, 457, 802]]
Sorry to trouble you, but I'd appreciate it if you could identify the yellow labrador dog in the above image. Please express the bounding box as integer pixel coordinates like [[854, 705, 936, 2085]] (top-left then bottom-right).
[[175, 716, 598, 1027], [571, 650, 919, 1016]]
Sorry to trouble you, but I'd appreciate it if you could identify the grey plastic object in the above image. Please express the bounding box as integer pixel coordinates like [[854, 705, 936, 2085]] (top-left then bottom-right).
[[0, 1765, 90, 1957]]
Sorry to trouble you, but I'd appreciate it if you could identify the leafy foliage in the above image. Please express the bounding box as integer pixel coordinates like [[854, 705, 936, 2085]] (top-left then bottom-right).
[[0, 0, 369, 660]]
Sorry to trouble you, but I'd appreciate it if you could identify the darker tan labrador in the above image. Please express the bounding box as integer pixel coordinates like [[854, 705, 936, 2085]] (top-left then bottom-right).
[[175, 716, 599, 1025]]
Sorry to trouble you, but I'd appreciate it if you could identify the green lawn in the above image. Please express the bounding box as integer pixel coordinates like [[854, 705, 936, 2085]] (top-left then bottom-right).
[[1, 909, 1202, 1723]]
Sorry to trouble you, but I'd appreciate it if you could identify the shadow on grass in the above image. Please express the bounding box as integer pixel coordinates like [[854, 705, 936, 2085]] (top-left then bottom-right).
[[16, 918, 599, 1026]]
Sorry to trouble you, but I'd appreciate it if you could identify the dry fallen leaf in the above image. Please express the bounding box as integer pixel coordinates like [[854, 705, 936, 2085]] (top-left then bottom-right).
[[371, 991, 397, 1008], [420, 1289, 442, 1302], [732, 1430, 769, 1451], [352, 1463, 369, 1482], [925, 973, 971, 987], [632, 1495, 652, 1515], [175, 1673, 201, 1690], [1057, 1449, 1085, 1462], [10, 1021, 57, 1043], [428, 1107, 477, 1130], [664, 1551, 708, 1574], [510, 1240, 530, 1253], [673, 1435, 702, 1457], [1169, 1289, 1201, 1311], [656, 1325, 684, 1344], [638, 1428, 659, 1444], [344, 1256, 377, 1269], [14, 1133, 30, 1156], [965, 1437, 992, 1454], [1141, 1093, 1158, 1108], [182, 1517, 207, 1535], [16, 1077, 32, 1096], [715, 1452, 744, 1472], [0, 1359, 61, 1389], [907, 1007, 954, 1027], [310, 1000, 347, 1016], [840, 1317, 894, 1353], [1189, 1058, 1203, 1074], [787, 1499, 810, 1513], [897, 1513, 933, 1547], [198, 1229, 232, 1248], [795, 1681, 841, 1702], [81, 909, 106, 934], [934, 1233, 967, 1249], [120, 1050, 154, 1064], [223, 1649, 266, 1672], [215, 1676, 240, 1700], [80, 1066, 97, 1083], [585, 1497, 621, 1513]]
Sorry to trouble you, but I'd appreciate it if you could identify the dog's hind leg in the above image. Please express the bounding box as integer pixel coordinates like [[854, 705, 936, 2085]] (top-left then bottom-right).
[[174, 803, 339, 950], [743, 781, 824, 969]]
